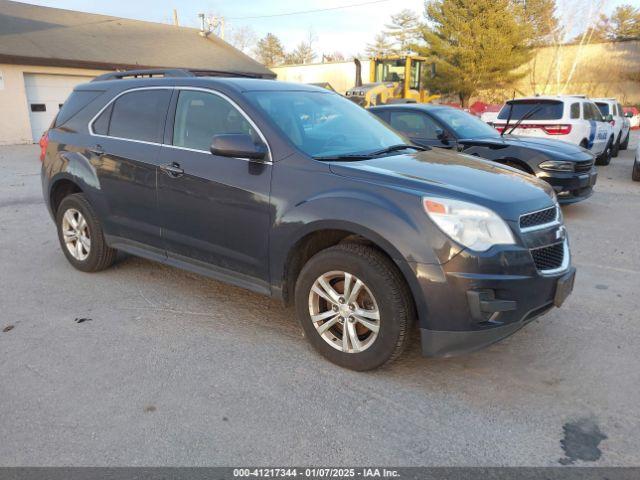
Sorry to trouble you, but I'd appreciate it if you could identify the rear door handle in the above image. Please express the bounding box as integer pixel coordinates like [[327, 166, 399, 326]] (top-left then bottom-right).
[[160, 162, 184, 178], [89, 144, 104, 155]]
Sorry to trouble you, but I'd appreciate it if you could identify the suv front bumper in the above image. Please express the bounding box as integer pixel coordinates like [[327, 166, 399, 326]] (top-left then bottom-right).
[[410, 246, 575, 357]]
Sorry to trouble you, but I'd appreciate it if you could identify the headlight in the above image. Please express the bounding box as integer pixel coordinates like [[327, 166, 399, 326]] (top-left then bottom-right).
[[423, 197, 515, 252], [539, 160, 574, 172]]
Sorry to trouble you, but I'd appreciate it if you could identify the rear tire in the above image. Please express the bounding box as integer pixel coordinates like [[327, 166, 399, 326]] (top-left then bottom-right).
[[295, 243, 414, 371], [620, 132, 630, 151], [633, 157, 640, 182], [596, 138, 612, 166], [612, 134, 621, 157], [56, 193, 116, 272]]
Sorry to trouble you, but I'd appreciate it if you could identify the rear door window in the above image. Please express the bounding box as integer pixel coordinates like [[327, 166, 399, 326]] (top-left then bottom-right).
[[570, 102, 580, 119], [172, 90, 257, 152], [99, 89, 172, 143], [497, 100, 564, 120], [389, 111, 440, 139]]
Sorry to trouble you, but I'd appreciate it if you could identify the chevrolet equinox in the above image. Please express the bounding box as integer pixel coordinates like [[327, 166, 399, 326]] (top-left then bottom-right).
[[40, 70, 575, 371]]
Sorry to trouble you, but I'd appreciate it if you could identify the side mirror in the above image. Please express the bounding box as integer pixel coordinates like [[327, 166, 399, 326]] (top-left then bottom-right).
[[625, 112, 633, 118], [604, 114, 614, 122], [436, 128, 449, 143], [210, 134, 267, 160]]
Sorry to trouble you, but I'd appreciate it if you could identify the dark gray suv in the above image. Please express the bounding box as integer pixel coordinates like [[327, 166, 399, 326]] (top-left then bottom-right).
[[40, 69, 575, 370]]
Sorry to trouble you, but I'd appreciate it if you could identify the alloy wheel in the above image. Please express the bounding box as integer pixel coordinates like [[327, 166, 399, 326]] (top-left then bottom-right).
[[61, 208, 91, 261], [308, 270, 380, 353]]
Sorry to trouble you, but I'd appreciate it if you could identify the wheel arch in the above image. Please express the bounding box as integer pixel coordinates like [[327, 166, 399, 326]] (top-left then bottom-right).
[[499, 157, 535, 175], [277, 221, 422, 317], [49, 177, 84, 215]]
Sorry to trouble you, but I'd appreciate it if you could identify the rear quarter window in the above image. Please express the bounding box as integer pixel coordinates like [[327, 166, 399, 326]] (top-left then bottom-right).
[[497, 100, 564, 120], [55, 90, 104, 127]]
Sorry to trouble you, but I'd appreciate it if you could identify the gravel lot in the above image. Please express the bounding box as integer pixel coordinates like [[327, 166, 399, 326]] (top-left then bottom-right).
[[1, 134, 639, 466]]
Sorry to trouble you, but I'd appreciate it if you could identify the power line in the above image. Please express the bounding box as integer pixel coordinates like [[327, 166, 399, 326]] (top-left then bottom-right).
[[226, 0, 392, 20]]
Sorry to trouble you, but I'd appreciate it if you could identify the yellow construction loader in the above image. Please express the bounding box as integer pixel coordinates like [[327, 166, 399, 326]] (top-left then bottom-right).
[[345, 55, 439, 107]]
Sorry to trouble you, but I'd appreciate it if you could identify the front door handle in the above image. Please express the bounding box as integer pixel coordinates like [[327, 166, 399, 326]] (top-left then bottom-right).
[[160, 162, 184, 178]]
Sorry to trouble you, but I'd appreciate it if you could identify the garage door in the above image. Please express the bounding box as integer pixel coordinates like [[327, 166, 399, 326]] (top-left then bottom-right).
[[24, 73, 94, 142]]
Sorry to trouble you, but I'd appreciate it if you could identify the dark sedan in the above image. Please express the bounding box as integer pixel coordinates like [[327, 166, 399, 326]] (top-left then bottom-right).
[[369, 104, 598, 204]]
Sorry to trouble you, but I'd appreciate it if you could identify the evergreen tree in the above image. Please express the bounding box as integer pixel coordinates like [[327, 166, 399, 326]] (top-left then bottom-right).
[[365, 33, 395, 57], [520, 0, 561, 46], [285, 42, 316, 64], [418, 0, 534, 107], [254, 33, 285, 67], [385, 9, 421, 52], [609, 4, 640, 40]]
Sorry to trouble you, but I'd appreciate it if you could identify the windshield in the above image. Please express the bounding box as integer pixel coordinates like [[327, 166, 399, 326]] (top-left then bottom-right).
[[246, 91, 406, 158], [497, 100, 563, 120], [431, 108, 500, 138], [595, 102, 609, 116]]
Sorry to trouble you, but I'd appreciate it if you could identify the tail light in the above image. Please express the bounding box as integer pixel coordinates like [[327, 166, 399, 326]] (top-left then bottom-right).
[[39, 132, 49, 162], [541, 124, 571, 135], [494, 125, 505, 133]]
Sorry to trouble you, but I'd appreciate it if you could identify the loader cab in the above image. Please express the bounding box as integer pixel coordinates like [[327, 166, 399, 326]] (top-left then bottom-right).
[[371, 56, 425, 102]]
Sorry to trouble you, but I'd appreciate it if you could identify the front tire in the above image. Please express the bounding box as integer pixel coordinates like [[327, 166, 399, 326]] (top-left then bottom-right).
[[295, 243, 414, 371], [596, 138, 613, 166], [56, 193, 116, 272]]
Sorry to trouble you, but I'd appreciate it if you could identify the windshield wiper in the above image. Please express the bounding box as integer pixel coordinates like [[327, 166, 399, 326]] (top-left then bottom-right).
[[369, 144, 428, 155], [313, 153, 377, 161], [314, 144, 426, 162], [506, 105, 542, 135]]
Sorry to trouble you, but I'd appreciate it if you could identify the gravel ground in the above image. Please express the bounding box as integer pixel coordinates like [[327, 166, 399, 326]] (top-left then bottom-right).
[[0, 134, 639, 466]]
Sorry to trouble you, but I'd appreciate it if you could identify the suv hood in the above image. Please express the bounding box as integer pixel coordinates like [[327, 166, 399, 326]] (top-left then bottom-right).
[[329, 148, 555, 221], [460, 135, 594, 161]]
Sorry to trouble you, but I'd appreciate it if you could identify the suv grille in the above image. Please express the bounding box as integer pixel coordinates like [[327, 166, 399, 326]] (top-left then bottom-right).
[[520, 206, 557, 229], [575, 159, 594, 173], [530, 242, 565, 271]]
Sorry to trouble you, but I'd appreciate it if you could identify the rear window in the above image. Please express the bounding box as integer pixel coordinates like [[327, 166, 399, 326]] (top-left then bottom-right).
[[595, 102, 609, 116], [55, 90, 103, 127], [497, 100, 564, 120]]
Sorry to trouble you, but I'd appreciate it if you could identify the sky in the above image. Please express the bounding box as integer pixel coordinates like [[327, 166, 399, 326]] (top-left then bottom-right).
[[13, 0, 633, 59]]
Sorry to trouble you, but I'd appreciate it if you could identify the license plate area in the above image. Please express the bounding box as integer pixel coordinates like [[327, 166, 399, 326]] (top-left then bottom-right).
[[554, 269, 576, 307]]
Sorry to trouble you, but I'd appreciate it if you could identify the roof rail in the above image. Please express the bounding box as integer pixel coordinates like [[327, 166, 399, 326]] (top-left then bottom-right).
[[91, 68, 269, 83], [91, 69, 195, 82]]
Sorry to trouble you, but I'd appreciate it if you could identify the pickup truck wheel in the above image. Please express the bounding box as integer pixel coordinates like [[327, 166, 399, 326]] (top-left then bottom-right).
[[56, 193, 116, 272], [295, 243, 414, 371]]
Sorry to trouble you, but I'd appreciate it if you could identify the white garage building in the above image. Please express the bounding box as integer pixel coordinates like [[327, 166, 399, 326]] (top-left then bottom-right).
[[0, 0, 274, 145]]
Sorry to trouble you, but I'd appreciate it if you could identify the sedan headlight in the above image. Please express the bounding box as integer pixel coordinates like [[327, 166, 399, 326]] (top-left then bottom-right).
[[423, 197, 515, 252], [539, 160, 574, 172]]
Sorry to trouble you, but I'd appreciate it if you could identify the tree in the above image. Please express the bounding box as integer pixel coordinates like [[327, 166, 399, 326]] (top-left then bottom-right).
[[285, 41, 316, 64], [322, 51, 345, 62], [609, 4, 640, 40], [384, 9, 421, 52], [418, 0, 534, 107], [254, 33, 285, 67], [365, 33, 395, 57], [227, 25, 257, 55], [520, 0, 561, 46]]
